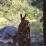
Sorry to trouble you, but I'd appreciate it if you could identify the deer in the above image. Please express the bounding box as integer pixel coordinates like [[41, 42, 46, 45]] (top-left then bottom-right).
[[18, 13, 31, 46], [12, 32, 24, 46], [12, 13, 31, 46]]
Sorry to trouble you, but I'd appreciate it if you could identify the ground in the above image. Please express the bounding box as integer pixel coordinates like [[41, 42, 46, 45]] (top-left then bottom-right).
[[0, 38, 44, 46]]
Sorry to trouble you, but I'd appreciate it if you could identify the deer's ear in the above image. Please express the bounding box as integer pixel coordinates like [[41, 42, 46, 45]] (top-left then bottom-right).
[[20, 14, 22, 19], [25, 14, 26, 17], [24, 14, 26, 19]]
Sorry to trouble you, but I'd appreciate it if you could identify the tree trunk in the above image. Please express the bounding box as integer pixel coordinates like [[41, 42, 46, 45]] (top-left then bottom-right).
[[43, 0, 46, 45]]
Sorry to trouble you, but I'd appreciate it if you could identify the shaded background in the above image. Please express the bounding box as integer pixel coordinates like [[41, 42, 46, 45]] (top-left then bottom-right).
[[0, 0, 43, 43]]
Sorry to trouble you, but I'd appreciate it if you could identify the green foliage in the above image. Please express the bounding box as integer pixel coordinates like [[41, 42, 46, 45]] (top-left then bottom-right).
[[31, 22, 43, 34], [30, 0, 43, 10], [0, 0, 43, 29], [40, 17, 43, 22]]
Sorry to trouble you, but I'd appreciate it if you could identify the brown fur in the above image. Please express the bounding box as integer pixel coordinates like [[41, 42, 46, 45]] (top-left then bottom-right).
[[12, 32, 24, 46], [12, 13, 31, 46], [18, 14, 31, 46]]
